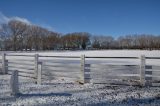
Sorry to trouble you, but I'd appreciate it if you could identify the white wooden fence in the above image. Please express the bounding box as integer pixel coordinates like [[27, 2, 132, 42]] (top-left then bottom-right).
[[0, 53, 160, 90]]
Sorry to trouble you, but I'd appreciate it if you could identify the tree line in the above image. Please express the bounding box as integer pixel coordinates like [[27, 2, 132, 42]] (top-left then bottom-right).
[[0, 20, 160, 51]]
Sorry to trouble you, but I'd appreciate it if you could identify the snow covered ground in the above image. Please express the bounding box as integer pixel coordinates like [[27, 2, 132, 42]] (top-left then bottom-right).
[[0, 50, 160, 106], [1, 75, 160, 106]]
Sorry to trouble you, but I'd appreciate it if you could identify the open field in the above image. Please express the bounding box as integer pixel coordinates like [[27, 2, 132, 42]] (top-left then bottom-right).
[[4, 50, 160, 57], [0, 50, 160, 105]]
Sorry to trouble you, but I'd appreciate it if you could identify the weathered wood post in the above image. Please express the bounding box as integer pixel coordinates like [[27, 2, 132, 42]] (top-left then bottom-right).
[[2, 53, 7, 74], [85, 64, 91, 83], [10, 70, 19, 96], [37, 62, 42, 85], [5, 60, 8, 74], [80, 55, 85, 84], [140, 55, 146, 86], [34, 54, 39, 83]]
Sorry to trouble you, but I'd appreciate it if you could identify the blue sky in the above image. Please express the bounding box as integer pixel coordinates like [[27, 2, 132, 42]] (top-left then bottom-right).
[[0, 0, 160, 37]]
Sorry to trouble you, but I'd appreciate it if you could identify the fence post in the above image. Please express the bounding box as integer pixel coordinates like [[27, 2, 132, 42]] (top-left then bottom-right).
[[2, 53, 7, 74], [10, 70, 19, 96], [85, 64, 91, 83], [140, 55, 146, 86], [34, 54, 39, 84], [37, 62, 42, 85], [80, 55, 85, 84]]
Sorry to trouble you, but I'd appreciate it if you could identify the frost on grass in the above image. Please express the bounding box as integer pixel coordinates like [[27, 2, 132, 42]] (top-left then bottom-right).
[[1, 77, 160, 106]]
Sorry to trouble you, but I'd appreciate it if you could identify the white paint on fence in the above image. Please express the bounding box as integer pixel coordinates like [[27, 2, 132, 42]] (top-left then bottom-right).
[[37, 62, 42, 85], [34, 54, 38, 83], [2, 53, 7, 74], [80, 55, 85, 84], [140, 55, 146, 86], [10, 70, 19, 96]]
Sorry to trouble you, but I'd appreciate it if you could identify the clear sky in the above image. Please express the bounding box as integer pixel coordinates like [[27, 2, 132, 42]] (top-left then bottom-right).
[[0, 0, 160, 37]]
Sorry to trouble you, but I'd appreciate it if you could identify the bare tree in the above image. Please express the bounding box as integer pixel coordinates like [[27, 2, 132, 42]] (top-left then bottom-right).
[[0, 24, 12, 50], [61, 32, 90, 50], [8, 20, 28, 51], [92, 35, 114, 49], [1, 19, 160, 51]]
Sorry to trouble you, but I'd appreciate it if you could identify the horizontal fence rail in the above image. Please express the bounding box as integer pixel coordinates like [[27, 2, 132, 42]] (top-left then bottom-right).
[[86, 57, 139, 59], [0, 53, 159, 86]]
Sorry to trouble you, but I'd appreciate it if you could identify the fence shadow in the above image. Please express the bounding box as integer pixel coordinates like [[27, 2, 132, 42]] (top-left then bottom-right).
[[17, 92, 72, 97]]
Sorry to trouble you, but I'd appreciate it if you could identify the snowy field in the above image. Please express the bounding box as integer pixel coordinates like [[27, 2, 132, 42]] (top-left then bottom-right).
[[3, 50, 160, 57], [0, 50, 160, 106]]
